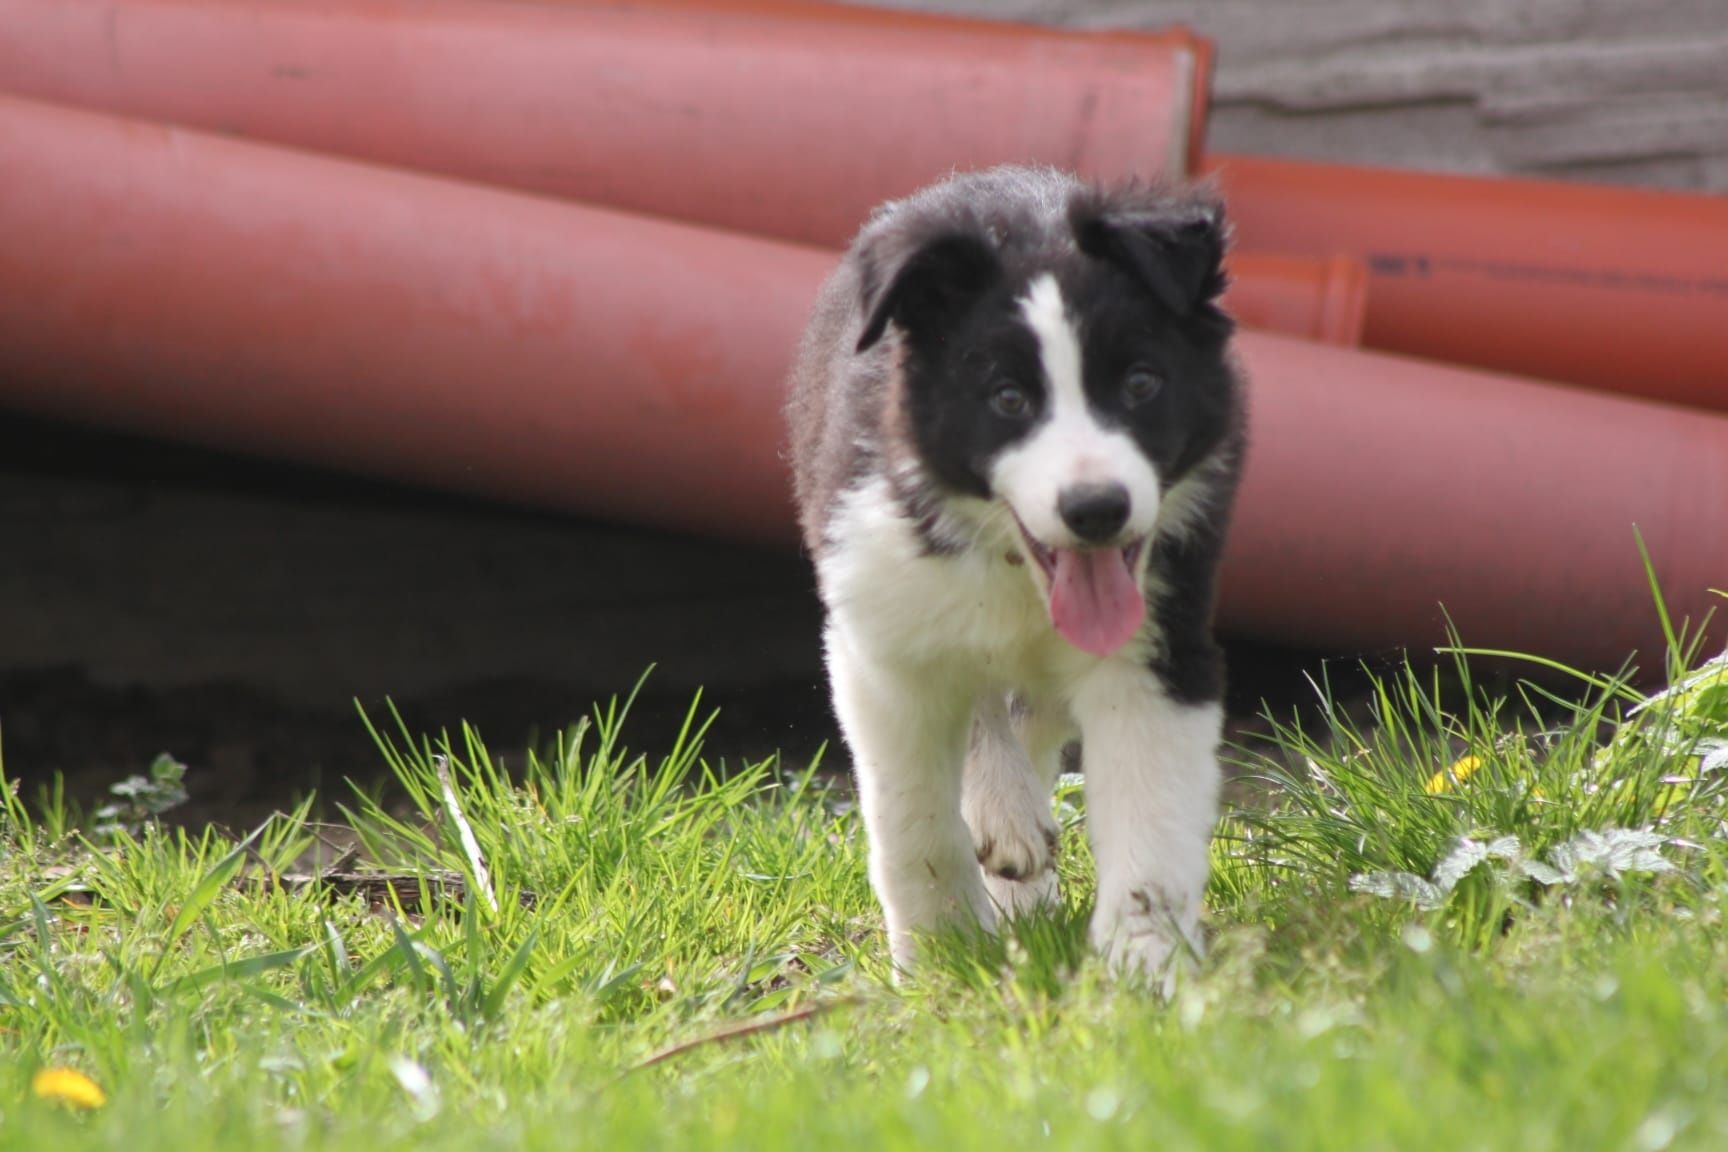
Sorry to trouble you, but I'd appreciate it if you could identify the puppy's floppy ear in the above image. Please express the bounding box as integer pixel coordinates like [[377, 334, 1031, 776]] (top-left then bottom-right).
[[1071, 188, 1229, 324], [855, 221, 999, 353]]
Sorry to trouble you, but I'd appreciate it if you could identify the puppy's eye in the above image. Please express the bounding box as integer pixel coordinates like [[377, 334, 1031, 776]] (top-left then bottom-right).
[[1123, 367, 1164, 407], [989, 381, 1033, 419]]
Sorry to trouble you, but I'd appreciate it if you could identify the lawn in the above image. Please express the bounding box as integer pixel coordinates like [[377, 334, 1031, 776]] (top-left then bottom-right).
[[4, 631, 1726, 1150]]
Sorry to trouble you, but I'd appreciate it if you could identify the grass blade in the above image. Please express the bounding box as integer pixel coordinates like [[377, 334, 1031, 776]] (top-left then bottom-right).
[[390, 918, 430, 993], [175, 946, 316, 996], [324, 920, 351, 983], [160, 824, 266, 959], [480, 928, 540, 1021]]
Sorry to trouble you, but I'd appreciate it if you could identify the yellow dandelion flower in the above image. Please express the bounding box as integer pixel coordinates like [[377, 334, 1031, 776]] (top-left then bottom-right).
[[1425, 755, 1482, 796], [31, 1066, 107, 1110]]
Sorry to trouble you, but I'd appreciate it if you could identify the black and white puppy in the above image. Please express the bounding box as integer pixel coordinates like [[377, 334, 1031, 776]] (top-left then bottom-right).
[[786, 166, 1245, 982]]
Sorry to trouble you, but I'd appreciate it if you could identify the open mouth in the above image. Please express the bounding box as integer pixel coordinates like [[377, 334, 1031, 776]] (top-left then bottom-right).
[[1012, 517, 1148, 657]]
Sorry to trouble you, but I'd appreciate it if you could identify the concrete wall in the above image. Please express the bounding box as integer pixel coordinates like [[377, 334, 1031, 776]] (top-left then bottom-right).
[[868, 0, 1728, 190]]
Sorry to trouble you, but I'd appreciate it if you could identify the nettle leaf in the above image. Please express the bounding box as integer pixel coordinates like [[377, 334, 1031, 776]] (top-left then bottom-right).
[[1517, 859, 1570, 886], [1630, 651, 1728, 719], [1697, 742, 1728, 774], [1689, 681, 1728, 726], [1433, 836, 1524, 893], [1543, 829, 1673, 883], [1349, 871, 1444, 909], [1351, 828, 1671, 907]]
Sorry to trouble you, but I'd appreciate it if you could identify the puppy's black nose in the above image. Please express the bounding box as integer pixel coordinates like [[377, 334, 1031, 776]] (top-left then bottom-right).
[[1058, 483, 1131, 544]]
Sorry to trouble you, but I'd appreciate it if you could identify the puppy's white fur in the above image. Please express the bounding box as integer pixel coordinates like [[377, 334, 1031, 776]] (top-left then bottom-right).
[[991, 276, 1163, 553], [817, 278, 1222, 982]]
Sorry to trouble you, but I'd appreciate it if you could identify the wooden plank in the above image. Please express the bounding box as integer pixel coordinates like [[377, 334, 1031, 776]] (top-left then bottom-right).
[[868, 0, 1728, 190]]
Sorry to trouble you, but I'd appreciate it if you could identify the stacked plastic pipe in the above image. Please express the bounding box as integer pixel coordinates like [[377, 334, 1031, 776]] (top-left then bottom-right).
[[0, 0, 1723, 669]]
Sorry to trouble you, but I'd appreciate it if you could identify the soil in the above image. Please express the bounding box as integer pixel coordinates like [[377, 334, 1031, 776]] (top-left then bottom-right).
[[0, 413, 1505, 834]]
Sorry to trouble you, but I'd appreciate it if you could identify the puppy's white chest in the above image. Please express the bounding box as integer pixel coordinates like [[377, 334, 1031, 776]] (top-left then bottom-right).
[[818, 480, 1072, 674]]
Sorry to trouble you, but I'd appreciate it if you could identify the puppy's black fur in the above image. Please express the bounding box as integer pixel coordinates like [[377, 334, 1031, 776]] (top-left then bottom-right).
[[787, 166, 1244, 706]]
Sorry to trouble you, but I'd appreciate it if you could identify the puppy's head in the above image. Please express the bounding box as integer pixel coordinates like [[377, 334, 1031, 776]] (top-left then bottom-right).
[[855, 177, 1238, 656]]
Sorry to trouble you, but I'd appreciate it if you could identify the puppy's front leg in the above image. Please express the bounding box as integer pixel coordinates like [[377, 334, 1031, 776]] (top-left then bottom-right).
[[826, 625, 993, 973], [1071, 661, 1222, 988], [963, 693, 1067, 918]]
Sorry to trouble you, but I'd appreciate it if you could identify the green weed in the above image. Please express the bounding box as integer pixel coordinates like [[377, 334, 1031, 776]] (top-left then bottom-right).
[[0, 634, 1723, 1150]]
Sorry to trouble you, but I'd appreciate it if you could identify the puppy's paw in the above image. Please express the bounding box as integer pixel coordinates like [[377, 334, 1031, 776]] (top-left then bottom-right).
[[973, 813, 1059, 884], [968, 794, 1062, 918], [984, 867, 1060, 919], [1090, 885, 1203, 996]]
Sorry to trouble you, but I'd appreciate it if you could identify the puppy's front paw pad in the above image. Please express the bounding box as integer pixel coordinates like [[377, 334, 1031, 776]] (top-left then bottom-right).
[[974, 813, 1060, 883]]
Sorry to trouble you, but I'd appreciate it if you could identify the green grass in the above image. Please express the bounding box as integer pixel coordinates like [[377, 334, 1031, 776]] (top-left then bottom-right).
[[4, 638, 1727, 1150]]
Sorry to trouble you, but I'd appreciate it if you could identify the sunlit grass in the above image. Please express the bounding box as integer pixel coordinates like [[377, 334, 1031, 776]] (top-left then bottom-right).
[[2, 628, 1725, 1151]]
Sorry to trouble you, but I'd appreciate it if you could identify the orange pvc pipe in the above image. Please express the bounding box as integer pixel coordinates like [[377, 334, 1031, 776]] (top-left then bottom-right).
[[0, 93, 826, 541], [1225, 254, 1367, 347], [1226, 330, 1726, 667], [0, 0, 1360, 346], [1205, 153, 1728, 408], [0, 0, 1209, 250], [3, 95, 1720, 668]]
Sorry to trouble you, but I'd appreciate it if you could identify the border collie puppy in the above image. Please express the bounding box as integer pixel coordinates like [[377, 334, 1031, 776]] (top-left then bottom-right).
[[786, 165, 1245, 982]]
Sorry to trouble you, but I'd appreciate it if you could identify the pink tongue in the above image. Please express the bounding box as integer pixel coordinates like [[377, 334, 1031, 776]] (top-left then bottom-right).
[[1049, 548, 1145, 656]]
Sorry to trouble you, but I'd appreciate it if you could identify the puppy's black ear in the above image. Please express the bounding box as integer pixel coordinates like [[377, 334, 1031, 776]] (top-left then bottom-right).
[[855, 224, 999, 353], [1071, 189, 1229, 325]]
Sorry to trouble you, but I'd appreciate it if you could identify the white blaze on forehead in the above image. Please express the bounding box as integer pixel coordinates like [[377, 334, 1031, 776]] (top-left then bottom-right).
[[1019, 274, 1085, 425], [991, 274, 1163, 551]]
